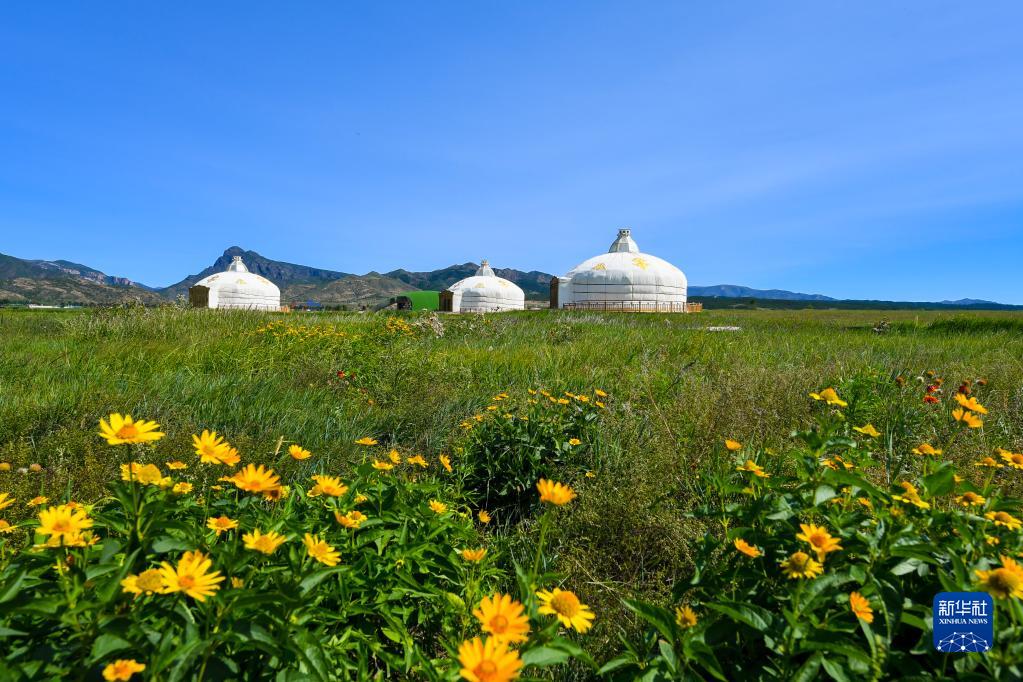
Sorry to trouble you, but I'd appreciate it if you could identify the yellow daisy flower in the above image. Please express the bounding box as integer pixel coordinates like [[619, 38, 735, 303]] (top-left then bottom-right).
[[37, 503, 93, 543], [120, 568, 164, 596], [308, 475, 348, 498], [853, 424, 881, 438], [288, 444, 312, 460], [536, 588, 594, 632], [429, 500, 448, 514], [242, 529, 287, 555], [733, 538, 762, 558], [675, 605, 698, 628], [461, 548, 487, 561], [192, 430, 231, 464], [303, 533, 341, 567], [986, 511, 1023, 531], [473, 594, 530, 644], [796, 523, 843, 562], [354, 437, 378, 446], [809, 388, 847, 407], [537, 479, 576, 505], [102, 659, 146, 681], [206, 515, 238, 535], [976, 555, 1023, 599], [849, 592, 873, 623], [158, 550, 223, 602], [98, 413, 163, 445], [457, 637, 522, 682], [439, 454, 453, 472], [229, 464, 281, 495], [780, 551, 823, 579]]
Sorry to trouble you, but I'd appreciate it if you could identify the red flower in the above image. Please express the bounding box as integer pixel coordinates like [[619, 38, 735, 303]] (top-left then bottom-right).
[[923, 395, 940, 404], [926, 384, 939, 394], [958, 384, 971, 395]]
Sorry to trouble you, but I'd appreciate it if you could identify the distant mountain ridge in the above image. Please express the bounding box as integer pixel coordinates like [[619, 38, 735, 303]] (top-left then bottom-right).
[[1, 248, 1020, 309]]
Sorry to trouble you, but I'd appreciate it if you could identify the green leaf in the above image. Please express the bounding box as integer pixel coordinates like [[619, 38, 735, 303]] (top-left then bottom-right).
[[922, 464, 955, 497], [814, 485, 837, 506], [624, 599, 677, 641], [521, 646, 570, 667], [90, 634, 133, 661], [706, 600, 773, 631]]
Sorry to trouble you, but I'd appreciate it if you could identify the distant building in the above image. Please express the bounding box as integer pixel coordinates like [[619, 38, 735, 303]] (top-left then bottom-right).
[[189, 256, 281, 311], [395, 291, 440, 311], [551, 229, 695, 312], [440, 260, 525, 313]]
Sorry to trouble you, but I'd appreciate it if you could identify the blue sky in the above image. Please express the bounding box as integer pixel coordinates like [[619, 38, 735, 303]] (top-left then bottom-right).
[[2, 3, 1022, 301]]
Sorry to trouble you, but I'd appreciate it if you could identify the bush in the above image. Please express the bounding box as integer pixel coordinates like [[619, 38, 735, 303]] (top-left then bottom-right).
[[457, 390, 605, 517], [603, 384, 1023, 680]]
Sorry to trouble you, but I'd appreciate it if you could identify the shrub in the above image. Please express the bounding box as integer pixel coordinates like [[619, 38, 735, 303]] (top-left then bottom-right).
[[603, 384, 1023, 680], [457, 390, 605, 517]]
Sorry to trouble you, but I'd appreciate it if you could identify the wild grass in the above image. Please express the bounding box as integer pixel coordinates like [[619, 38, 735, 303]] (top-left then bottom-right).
[[1, 306, 1022, 669]]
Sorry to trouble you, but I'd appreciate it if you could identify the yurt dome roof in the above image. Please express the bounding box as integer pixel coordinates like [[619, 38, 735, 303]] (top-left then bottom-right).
[[194, 256, 281, 299], [447, 260, 525, 301], [563, 229, 687, 289]]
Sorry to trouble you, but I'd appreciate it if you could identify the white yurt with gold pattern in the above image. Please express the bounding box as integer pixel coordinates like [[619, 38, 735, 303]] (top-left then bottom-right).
[[442, 260, 525, 313], [552, 229, 688, 312], [188, 256, 281, 311]]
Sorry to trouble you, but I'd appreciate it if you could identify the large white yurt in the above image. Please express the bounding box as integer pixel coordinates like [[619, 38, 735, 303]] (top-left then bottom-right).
[[440, 260, 525, 313], [552, 229, 689, 312], [188, 256, 281, 311]]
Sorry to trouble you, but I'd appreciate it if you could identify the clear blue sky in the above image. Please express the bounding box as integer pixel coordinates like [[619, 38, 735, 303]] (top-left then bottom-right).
[[2, 3, 1022, 301]]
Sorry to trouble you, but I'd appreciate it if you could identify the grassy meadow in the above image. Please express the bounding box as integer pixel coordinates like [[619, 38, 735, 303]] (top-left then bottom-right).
[[1, 305, 1023, 679]]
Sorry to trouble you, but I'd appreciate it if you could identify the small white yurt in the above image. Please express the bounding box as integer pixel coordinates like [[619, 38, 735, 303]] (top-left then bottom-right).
[[188, 256, 281, 311], [440, 260, 525, 313], [552, 229, 689, 312]]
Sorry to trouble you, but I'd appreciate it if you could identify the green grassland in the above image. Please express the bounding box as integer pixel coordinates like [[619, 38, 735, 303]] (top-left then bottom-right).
[[2, 306, 1022, 668]]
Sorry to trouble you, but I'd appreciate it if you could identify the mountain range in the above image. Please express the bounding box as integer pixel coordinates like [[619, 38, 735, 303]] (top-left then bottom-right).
[[1, 247, 1019, 310]]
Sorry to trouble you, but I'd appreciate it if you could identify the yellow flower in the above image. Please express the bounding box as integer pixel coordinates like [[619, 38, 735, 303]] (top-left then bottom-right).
[[976, 456, 1004, 469], [724, 439, 742, 451], [595, 401, 606, 409], [27, 496, 48, 507], [243, 529, 287, 555], [892, 481, 930, 509], [158, 550, 223, 602], [231, 577, 245, 588], [976, 556, 1023, 599], [595, 389, 607, 397], [568, 438, 582, 447], [809, 388, 847, 407], [102, 659, 146, 680], [98, 413, 164, 445], [37, 504, 93, 543], [120, 462, 165, 486], [192, 430, 231, 464], [956, 492, 986, 507], [780, 551, 823, 579], [986, 535, 1001, 546], [478, 510, 491, 524], [822, 455, 854, 471], [263, 484, 289, 502], [952, 408, 983, 429], [439, 454, 453, 472], [229, 464, 282, 495], [537, 479, 576, 505], [429, 500, 448, 514], [354, 493, 369, 504], [308, 475, 348, 497], [206, 515, 238, 535], [736, 460, 769, 478], [457, 637, 522, 682], [955, 393, 988, 414], [334, 509, 367, 529], [289, 444, 312, 460], [986, 511, 1023, 531], [857, 497, 873, 510], [461, 548, 487, 561], [166, 461, 188, 470], [120, 568, 164, 596], [303, 533, 341, 567], [853, 424, 881, 438], [849, 592, 873, 623], [171, 482, 192, 494], [733, 538, 761, 558], [912, 444, 942, 456], [796, 523, 843, 562], [537, 587, 594, 632], [474, 594, 530, 644], [407, 454, 428, 468], [0, 520, 14, 533], [0, 493, 15, 511], [355, 437, 378, 446], [999, 450, 1023, 470], [388, 449, 402, 464], [371, 460, 394, 471], [675, 605, 698, 628]]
